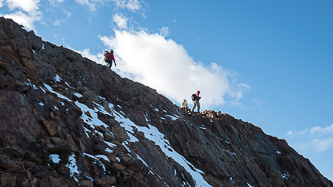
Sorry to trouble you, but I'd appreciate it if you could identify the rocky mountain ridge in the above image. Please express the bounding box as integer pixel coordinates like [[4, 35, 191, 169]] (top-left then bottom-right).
[[0, 17, 332, 187]]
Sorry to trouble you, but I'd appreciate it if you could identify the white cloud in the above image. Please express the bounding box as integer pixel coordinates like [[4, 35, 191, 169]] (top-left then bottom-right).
[[113, 14, 128, 29], [74, 48, 104, 64], [126, 0, 140, 11], [98, 29, 249, 109], [0, 0, 4, 8], [6, 0, 40, 13], [2, 11, 41, 30], [159, 26, 169, 37], [285, 124, 333, 152], [0, 0, 42, 30], [112, 0, 141, 12], [75, 0, 96, 12]]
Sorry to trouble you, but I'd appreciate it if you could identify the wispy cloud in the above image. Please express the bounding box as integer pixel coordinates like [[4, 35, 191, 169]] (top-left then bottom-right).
[[53, 19, 63, 26], [75, 0, 96, 12], [112, 0, 141, 12], [285, 124, 333, 152], [159, 26, 170, 37], [113, 14, 128, 29], [98, 29, 249, 109], [48, 0, 64, 5]]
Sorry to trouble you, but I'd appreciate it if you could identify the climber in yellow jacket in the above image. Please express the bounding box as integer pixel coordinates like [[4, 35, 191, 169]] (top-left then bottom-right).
[[181, 99, 188, 110]]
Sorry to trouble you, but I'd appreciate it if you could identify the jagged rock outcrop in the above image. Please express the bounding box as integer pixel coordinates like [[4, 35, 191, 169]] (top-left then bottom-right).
[[0, 17, 332, 187]]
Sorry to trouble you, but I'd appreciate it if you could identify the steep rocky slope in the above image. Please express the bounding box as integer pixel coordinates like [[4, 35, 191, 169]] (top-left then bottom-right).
[[0, 17, 332, 187]]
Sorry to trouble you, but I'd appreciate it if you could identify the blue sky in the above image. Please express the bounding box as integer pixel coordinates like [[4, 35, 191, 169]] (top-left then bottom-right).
[[1, 0, 333, 181]]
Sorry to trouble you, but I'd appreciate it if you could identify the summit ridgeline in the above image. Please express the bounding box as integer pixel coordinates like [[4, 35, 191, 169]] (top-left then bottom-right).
[[0, 17, 332, 187]]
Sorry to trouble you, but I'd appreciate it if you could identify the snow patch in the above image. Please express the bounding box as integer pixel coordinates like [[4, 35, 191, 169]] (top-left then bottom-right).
[[199, 125, 206, 130], [164, 114, 180, 121], [74, 93, 83, 97], [44, 84, 71, 102], [105, 148, 113, 153], [55, 74, 62, 82], [223, 139, 231, 144], [50, 154, 60, 163], [65, 82, 71, 88], [95, 155, 109, 161], [74, 101, 110, 137], [67, 153, 79, 181], [132, 123, 210, 186], [25, 80, 42, 90], [104, 141, 117, 148], [282, 173, 288, 179], [247, 183, 254, 187], [83, 153, 106, 172], [51, 153, 80, 182], [222, 148, 236, 155]]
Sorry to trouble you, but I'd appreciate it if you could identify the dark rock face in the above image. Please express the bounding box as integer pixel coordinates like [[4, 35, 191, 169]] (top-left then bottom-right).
[[0, 17, 332, 187]]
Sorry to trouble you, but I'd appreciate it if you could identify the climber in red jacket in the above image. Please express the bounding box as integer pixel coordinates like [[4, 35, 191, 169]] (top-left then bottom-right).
[[191, 90, 201, 113], [103, 49, 116, 69]]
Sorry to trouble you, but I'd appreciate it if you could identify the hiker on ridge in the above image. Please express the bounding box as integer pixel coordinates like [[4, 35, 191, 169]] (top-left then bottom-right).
[[191, 90, 201, 113], [103, 49, 116, 69], [181, 99, 188, 111]]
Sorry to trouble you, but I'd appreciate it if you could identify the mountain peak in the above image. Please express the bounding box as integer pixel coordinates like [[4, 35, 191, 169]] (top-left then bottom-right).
[[0, 17, 332, 187]]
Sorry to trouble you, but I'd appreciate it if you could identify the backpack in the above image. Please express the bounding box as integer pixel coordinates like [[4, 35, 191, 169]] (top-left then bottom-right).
[[104, 51, 111, 62], [191, 94, 196, 101]]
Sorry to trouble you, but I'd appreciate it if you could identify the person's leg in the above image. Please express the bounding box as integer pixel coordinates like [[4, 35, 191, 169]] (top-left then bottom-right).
[[197, 101, 200, 113], [191, 101, 197, 112]]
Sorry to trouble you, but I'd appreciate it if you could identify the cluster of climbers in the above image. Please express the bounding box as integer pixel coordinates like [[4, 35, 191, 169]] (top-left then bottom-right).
[[181, 90, 201, 115], [103, 50, 201, 115]]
